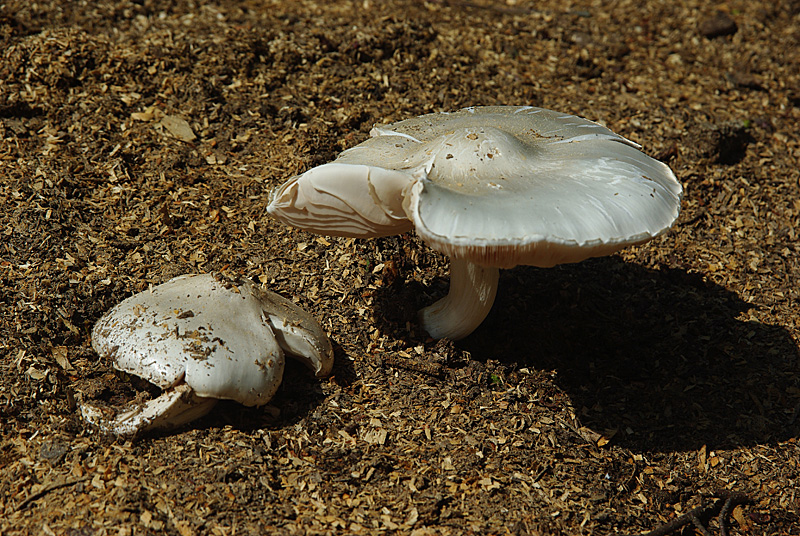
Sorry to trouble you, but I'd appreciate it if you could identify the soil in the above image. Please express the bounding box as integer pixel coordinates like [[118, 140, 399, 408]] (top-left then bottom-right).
[[1, 0, 799, 534]]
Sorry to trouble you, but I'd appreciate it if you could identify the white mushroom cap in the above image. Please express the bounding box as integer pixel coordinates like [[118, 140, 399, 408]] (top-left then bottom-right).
[[268, 106, 682, 339], [83, 273, 333, 435], [396, 107, 681, 268]]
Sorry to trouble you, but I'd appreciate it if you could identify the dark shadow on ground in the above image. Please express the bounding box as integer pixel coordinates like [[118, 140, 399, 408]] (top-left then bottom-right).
[[376, 257, 800, 453], [200, 340, 355, 433]]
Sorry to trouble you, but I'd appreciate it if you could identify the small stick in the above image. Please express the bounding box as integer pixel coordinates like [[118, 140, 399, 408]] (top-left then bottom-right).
[[689, 512, 714, 536], [638, 502, 714, 536], [716, 490, 751, 536], [15, 476, 92, 511], [636, 490, 752, 536]]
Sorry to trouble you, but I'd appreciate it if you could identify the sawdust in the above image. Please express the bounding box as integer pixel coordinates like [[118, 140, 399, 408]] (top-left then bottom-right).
[[1, 0, 799, 534]]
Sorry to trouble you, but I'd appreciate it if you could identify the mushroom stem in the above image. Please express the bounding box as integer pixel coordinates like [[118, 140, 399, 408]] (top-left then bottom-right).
[[418, 258, 500, 340]]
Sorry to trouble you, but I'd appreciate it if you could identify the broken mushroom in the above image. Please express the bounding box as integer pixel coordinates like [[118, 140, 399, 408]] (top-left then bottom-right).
[[81, 273, 333, 436], [268, 106, 682, 340]]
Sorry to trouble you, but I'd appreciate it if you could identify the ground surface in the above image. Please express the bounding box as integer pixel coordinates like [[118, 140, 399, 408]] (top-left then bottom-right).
[[1, 0, 799, 534]]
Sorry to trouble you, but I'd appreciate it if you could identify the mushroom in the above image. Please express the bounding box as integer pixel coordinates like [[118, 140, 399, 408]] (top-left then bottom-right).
[[81, 273, 333, 436], [268, 106, 682, 340]]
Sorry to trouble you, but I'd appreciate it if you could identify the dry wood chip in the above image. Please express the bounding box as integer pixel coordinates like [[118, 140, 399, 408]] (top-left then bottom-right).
[[159, 115, 197, 142]]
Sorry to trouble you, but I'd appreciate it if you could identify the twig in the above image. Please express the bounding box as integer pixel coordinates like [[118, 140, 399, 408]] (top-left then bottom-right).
[[15, 476, 92, 511], [716, 490, 752, 536], [690, 512, 714, 536], [636, 490, 752, 536], [638, 501, 714, 536]]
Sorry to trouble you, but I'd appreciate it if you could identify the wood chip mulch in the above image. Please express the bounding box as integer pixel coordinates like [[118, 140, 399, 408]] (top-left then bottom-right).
[[1, 0, 799, 534]]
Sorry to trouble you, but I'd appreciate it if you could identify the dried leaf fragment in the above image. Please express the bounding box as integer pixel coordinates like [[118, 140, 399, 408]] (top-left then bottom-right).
[[159, 115, 196, 142]]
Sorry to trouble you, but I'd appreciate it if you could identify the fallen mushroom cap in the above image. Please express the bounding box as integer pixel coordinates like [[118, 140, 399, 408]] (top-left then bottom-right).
[[82, 273, 333, 435], [268, 106, 682, 339]]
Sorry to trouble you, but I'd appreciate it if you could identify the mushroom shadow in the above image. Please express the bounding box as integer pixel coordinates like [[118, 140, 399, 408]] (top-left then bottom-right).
[[199, 340, 356, 433], [376, 257, 799, 453], [460, 258, 800, 452]]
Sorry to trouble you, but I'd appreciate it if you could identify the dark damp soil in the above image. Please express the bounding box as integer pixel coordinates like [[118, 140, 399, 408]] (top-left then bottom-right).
[[1, 1, 799, 534]]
